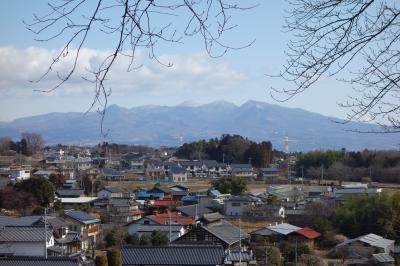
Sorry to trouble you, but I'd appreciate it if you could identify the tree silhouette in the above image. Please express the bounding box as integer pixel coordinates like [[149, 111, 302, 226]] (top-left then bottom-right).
[[25, 0, 255, 135], [275, 0, 400, 132]]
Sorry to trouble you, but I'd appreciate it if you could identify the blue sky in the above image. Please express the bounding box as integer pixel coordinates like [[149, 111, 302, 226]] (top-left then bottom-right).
[[0, 1, 353, 121]]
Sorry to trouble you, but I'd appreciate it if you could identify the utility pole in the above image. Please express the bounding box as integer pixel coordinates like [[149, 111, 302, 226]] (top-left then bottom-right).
[[222, 152, 225, 164], [239, 217, 242, 266], [44, 207, 47, 259], [321, 164, 324, 185], [169, 207, 172, 243]]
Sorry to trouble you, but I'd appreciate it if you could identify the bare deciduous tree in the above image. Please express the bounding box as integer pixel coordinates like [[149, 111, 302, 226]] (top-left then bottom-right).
[[275, 0, 400, 132], [25, 0, 255, 135], [21, 132, 44, 155]]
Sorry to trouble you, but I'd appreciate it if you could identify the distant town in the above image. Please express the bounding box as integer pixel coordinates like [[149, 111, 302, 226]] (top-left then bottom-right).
[[0, 133, 399, 265]]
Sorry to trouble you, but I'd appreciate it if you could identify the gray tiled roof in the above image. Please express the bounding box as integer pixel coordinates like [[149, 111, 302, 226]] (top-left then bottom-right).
[[203, 220, 250, 245], [136, 224, 183, 233], [176, 204, 213, 218], [0, 226, 52, 242], [0, 215, 41, 228], [202, 212, 224, 223], [121, 245, 225, 265], [56, 189, 84, 197], [0, 256, 79, 266], [225, 252, 253, 262], [64, 210, 100, 224]]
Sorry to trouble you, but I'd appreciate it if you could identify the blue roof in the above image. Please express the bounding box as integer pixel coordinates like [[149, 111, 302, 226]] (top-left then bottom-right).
[[136, 191, 164, 198], [262, 167, 278, 172], [181, 195, 199, 202], [64, 210, 100, 224]]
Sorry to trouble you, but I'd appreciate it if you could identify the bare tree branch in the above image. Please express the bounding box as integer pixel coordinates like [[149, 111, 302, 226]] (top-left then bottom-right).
[[273, 0, 400, 132], [26, 0, 256, 137]]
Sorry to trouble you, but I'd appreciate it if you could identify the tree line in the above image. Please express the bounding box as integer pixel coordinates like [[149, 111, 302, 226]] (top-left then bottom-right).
[[296, 149, 400, 183], [175, 134, 273, 168], [0, 133, 44, 156]]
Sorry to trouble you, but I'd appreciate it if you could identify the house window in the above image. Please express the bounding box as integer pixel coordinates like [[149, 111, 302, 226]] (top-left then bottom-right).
[[144, 220, 150, 225], [232, 202, 241, 207]]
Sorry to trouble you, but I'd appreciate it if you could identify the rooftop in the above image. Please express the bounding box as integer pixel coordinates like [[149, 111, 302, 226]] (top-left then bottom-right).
[[121, 245, 225, 266], [64, 210, 100, 224], [0, 256, 79, 266], [0, 226, 52, 242], [203, 220, 250, 245]]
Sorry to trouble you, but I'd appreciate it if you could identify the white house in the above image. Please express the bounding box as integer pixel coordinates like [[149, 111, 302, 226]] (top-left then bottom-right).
[[224, 195, 259, 216], [0, 225, 54, 256], [9, 169, 31, 181]]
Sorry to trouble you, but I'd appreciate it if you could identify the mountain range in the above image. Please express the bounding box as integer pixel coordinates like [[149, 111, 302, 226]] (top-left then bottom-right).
[[0, 100, 397, 151]]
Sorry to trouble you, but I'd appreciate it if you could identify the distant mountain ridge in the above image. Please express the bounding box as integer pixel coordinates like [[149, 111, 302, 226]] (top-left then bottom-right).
[[0, 100, 397, 150]]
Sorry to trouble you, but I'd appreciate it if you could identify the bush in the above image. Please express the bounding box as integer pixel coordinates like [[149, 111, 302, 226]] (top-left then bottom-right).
[[95, 255, 108, 266]]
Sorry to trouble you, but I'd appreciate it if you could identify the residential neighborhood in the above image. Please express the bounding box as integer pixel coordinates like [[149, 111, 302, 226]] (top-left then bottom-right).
[[0, 139, 399, 266]]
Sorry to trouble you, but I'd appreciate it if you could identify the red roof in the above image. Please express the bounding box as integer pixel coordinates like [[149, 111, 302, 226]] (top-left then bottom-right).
[[295, 227, 321, 239], [148, 211, 195, 225], [110, 153, 127, 157], [152, 199, 182, 207]]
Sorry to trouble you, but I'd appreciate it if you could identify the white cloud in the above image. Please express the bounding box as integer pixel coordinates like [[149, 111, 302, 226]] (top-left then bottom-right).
[[0, 46, 247, 99]]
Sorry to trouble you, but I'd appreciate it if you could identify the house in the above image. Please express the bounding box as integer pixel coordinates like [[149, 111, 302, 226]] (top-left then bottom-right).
[[333, 183, 382, 201], [0, 256, 80, 266], [230, 164, 254, 178], [245, 204, 285, 220], [181, 195, 200, 205], [127, 224, 185, 241], [0, 225, 54, 256], [176, 204, 213, 220], [97, 186, 123, 199], [121, 245, 225, 266], [224, 195, 259, 216], [9, 168, 31, 181], [167, 166, 188, 182], [225, 251, 253, 266], [266, 185, 307, 202], [132, 210, 196, 227], [135, 191, 164, 200], [32, 169, 57, 179], [260, 167, 279, 181], [102, 168, 125, 181], [170, 184, 190, 192], [47, 216, 82, 256], [251, 223, 321, 250], [64, 210, 100, 253], [148, 185, 188, 200], [201, 212, 225, 224], [179, 160, 205, 177], [56, 189, 85, 198], [149, 199, 183, 211], [74, 157, 92, 171], [333, 233, 395, 260], [144, 160, 165, 180], [106, 198, 143, 223], [174, 220, 250, 251]]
